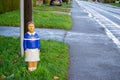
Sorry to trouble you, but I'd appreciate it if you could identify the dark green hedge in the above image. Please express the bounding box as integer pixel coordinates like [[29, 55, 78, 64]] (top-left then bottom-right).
[[0, 0, 20, 14], [102, 0, 116, 3], [33, 0, 36, 6]]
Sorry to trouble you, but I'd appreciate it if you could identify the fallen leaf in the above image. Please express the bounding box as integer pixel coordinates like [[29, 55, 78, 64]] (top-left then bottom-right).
[[57, 55, 64, 59], [13, 37, 17, 40], [0, 75, 6, 80], [0, 58, 2, 62], [16, 55, 19, 58], [53, 76, 59, 80], [13, 60, 17, 63]]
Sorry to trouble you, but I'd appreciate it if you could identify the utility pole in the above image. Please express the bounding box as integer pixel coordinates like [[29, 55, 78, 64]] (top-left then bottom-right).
[[20, 0, 24, 57], [20, 0, 33, 56], [24, 0, 33, 33]]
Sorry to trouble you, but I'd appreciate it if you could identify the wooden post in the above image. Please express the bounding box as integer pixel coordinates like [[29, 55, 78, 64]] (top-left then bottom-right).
[[24, 0, 32, 33]]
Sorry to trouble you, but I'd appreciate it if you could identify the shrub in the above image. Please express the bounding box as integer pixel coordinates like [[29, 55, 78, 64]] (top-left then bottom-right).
[[0, 0, 20, 14], [43, 0, 51, 4], [102, 0, 116, 3], [33, 0, 37, 7]]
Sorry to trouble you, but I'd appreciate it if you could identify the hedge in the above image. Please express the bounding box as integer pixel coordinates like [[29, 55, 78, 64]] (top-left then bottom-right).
[[0, 0, 20, 14]]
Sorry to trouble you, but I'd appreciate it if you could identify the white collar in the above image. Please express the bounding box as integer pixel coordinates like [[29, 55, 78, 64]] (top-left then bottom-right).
[[27, 32, 36, 35]]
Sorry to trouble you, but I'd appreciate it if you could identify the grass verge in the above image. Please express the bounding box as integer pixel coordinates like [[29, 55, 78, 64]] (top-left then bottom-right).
[[0, 2, 72, 30], [34, 2, 72, 12], [108, 3, 120, 7], [34, 11, 72, 30], [0, 36, 69, 80]]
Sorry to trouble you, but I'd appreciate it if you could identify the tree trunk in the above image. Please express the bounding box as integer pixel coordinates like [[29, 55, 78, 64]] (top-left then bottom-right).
[[24, 0, 32, 33]]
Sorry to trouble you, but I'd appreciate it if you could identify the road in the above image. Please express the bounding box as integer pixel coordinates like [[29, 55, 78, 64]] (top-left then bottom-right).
[[68, 0, 120, 80], [82, 1, 120, 24], [0, 0, 120, 80], [76, 0, 120, 25], [75, 0, 120, 48]]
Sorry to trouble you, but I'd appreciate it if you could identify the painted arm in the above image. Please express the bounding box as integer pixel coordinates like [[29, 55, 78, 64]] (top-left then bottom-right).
[[24, 33, 28, 51], [23, 39, 27, 51], [38, 40, 40, 50], [36, 33, 40, 50]]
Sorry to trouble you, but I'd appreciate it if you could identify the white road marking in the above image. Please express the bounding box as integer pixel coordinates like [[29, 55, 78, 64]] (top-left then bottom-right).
[[113, 15, 120, 20], [76, 0, 120, 48]]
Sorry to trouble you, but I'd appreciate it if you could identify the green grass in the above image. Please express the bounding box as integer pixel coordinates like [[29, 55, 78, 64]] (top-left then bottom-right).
[[108, 3, 120, 7], [0, 10, 72, 30], [0, 36, 69, 80], [0, 10, 20, 26], [34, 2, 72, 12], [0, 2, 72, 30], [34, 11, 72, 29]]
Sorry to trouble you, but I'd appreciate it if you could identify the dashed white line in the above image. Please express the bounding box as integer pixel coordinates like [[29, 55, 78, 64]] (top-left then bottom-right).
[[76, 0, 120, 48]]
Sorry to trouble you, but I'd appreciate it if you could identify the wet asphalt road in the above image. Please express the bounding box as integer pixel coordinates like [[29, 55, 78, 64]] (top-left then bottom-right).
[[68, 1, 120, 80], [76, 0, 120, 48], [0, 1, 120, 80], [77, 1, 120, 26]]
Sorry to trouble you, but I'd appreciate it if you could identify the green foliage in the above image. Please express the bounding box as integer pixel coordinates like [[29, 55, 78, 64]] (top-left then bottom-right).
[[33, 0, 37, 7], [43, 0, 51, 4], [102, 0, 116, 3], [0, 0, 20, 14], [108, 3, 120, 7], [34, 2, 71, 12], [0, 36, 69, 80]]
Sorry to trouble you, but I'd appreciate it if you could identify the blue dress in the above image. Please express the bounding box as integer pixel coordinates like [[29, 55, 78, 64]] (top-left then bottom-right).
[[24, 32, 40, 62]]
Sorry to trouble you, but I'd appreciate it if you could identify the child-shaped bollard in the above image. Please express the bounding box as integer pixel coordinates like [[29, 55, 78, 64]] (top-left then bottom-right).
[[24, 22, 40, 71]]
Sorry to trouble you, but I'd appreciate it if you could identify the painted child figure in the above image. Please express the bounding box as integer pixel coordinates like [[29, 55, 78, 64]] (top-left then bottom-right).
[[24, 22, 40, 71]]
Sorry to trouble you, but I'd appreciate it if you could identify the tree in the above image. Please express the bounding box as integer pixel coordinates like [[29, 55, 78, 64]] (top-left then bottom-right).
[[24, 0, 32, 33]]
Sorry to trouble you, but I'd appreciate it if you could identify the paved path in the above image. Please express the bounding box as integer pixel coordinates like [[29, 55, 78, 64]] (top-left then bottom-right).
[[1, 1, 120, 80], [0, 26, 67, 41]]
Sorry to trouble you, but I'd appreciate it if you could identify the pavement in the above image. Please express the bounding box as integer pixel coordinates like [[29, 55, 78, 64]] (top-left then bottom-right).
[[0, 27, 67, 41], [1, 0, 120, 80]]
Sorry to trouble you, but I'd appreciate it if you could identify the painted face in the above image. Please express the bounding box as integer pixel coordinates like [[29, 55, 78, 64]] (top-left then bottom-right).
[[28, 23, 35, 33]]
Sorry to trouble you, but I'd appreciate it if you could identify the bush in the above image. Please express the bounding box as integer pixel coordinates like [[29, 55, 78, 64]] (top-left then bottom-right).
[[33, 0, 37, 7], [43, 0, 51, 4], [102, 0, 116, 3]]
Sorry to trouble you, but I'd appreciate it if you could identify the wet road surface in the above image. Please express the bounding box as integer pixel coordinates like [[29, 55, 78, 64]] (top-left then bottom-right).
[[0, 1, 120, 80], [68, 1, 120, 80]]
